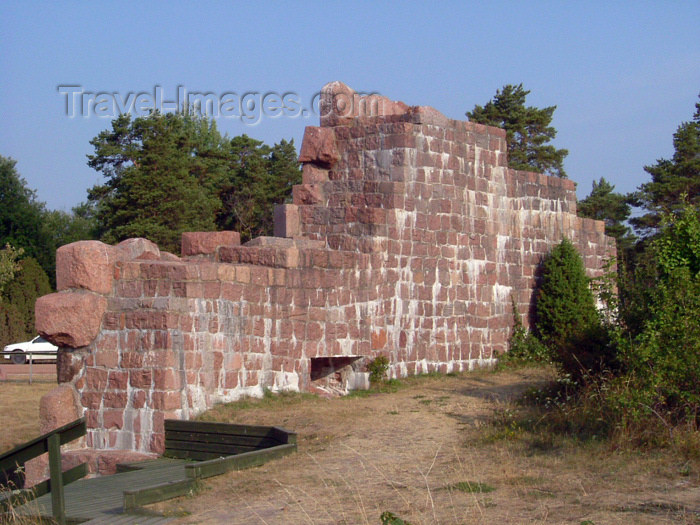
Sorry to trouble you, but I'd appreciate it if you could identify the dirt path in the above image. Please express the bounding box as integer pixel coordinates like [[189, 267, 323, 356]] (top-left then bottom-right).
[[151, 368, 700, 524]]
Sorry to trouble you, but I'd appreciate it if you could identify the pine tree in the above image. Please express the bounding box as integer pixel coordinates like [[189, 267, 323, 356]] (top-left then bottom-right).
[[217, 136, 301, 241], [87, 112, 227, 253], [0, 300, 24, 349], [88, 113, 301, 250], [466, 84, 568, 177], [630, 94, 700, 236], [577, 177, 635, 251], [535, 238, 599, 347]]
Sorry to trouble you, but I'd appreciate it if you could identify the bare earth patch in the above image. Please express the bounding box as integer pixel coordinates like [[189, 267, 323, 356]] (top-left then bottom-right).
[[146, 368, 699, 524]]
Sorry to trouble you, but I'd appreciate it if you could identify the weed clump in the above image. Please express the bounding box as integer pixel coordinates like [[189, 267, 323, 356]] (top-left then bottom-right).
[[367, 355, 390, 385]]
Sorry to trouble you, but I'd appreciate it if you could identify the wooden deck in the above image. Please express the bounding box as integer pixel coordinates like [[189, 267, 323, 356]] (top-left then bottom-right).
[[11, 422, 297, 523], [17, 459, 189, 524]]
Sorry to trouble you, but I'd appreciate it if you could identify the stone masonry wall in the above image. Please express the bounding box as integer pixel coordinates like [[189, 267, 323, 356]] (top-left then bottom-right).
[[35, 82, 615, 454]]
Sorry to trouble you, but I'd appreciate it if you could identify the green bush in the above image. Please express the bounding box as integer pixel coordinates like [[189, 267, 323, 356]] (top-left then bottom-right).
[[617, 206, 700, 426], [2, 257, 51, 336], [535, 238, 599, 348], [502, 296, 549, 365], [367, 355, 390, 385], [621, 269, 700, 425], [0, 300, 25, 349], [534, 238, 615, 381]]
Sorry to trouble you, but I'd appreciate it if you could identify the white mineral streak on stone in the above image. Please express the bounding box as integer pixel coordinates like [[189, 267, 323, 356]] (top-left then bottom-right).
[[497, 234, 508, 264], [466, 259, 486, 299], [493, 284, 513, 315]]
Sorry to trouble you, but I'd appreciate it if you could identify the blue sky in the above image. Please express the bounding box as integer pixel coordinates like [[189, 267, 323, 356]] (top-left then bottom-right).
[[1, 1, 698, 212]]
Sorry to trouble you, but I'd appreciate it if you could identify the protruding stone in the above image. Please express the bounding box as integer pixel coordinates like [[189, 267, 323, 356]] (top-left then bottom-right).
[[56, 241, 115, 294], [293, 184, 325, 205], [36, 291, 107, 348], [410, 105, 450, 127], [39, 385, 81, 434], [320, 81, 357, 126], [159, 252, 181, 262], [115, 238, 161, 261], [302, 164, 329, 184], [299, 127, 340, 168], [181, 231, 241, 256], [319, 81, 409, 126], [274, 204, 300, 238], [57, 349, 86, 384]]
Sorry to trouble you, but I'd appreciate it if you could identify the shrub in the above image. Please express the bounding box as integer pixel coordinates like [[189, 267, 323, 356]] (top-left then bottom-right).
[[2, 257, 51, 337], [535, 238, 599, 348], [622, 267, 700, 424], [367, 355, 390, 385], [0, 300, 25, 349], [535, 238, 616, 382], [616, 206, 700, 427], [502, 296, 549, 365]]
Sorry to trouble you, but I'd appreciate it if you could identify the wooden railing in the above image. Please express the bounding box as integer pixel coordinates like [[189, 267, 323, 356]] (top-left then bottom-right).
[[121, 420, 297, 509], [0, 417, 87, 525]]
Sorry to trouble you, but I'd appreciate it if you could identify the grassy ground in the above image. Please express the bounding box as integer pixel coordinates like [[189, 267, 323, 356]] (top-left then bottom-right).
[[0, 380, 55, 454], [146, 368, 700, 524], [3, 368, 699, 523]]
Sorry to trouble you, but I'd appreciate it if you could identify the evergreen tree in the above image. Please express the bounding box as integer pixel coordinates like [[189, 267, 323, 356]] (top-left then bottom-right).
[[2, 257, 51, 337], [87, 112, 228, 253], [578, 177, 635, 251], [630, 94, 700, 236], [87, 113, 301, 250], [0, 300, 24, 349], [535, 238, 615, 380], [0, 156, 52, 274], [0, 244, 23, 294], [466, 84, 568, 177], [535, 238, 599, 348], [217, 136, 301, 241]]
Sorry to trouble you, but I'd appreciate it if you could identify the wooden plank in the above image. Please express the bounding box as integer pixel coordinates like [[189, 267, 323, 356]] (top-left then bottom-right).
[[165, 441, 269, 457], [115, 458, 187, 473], [163, 449, 220, 461], [167, 439, 269, 452], [123, 478, 196, 510], [82, 514, 173, 524], [185, 443, 297, 480], [30, 462, 89, 498], [48, 433, 66, 525], [164, 419, 277, 438], [165, 430, 281, 448], [272, 426, 297, 445], [13, 421, 297, 522], [18, 462, 190, 521], [82, 512, 173, 524], [165, 443, 271, 456]]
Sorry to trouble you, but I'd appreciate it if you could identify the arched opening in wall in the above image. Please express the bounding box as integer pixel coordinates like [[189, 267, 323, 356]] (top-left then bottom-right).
[[309, 356, 365, 395]]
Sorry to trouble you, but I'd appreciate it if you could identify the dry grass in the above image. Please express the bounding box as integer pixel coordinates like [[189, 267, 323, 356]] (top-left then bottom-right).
[[0, 378, 55, 524], [0, 380, 55, 454], [147, 368, 700, 524]]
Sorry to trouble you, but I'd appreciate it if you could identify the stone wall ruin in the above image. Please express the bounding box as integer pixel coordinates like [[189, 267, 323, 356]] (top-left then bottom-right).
[[35, 81, 615, 455]]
